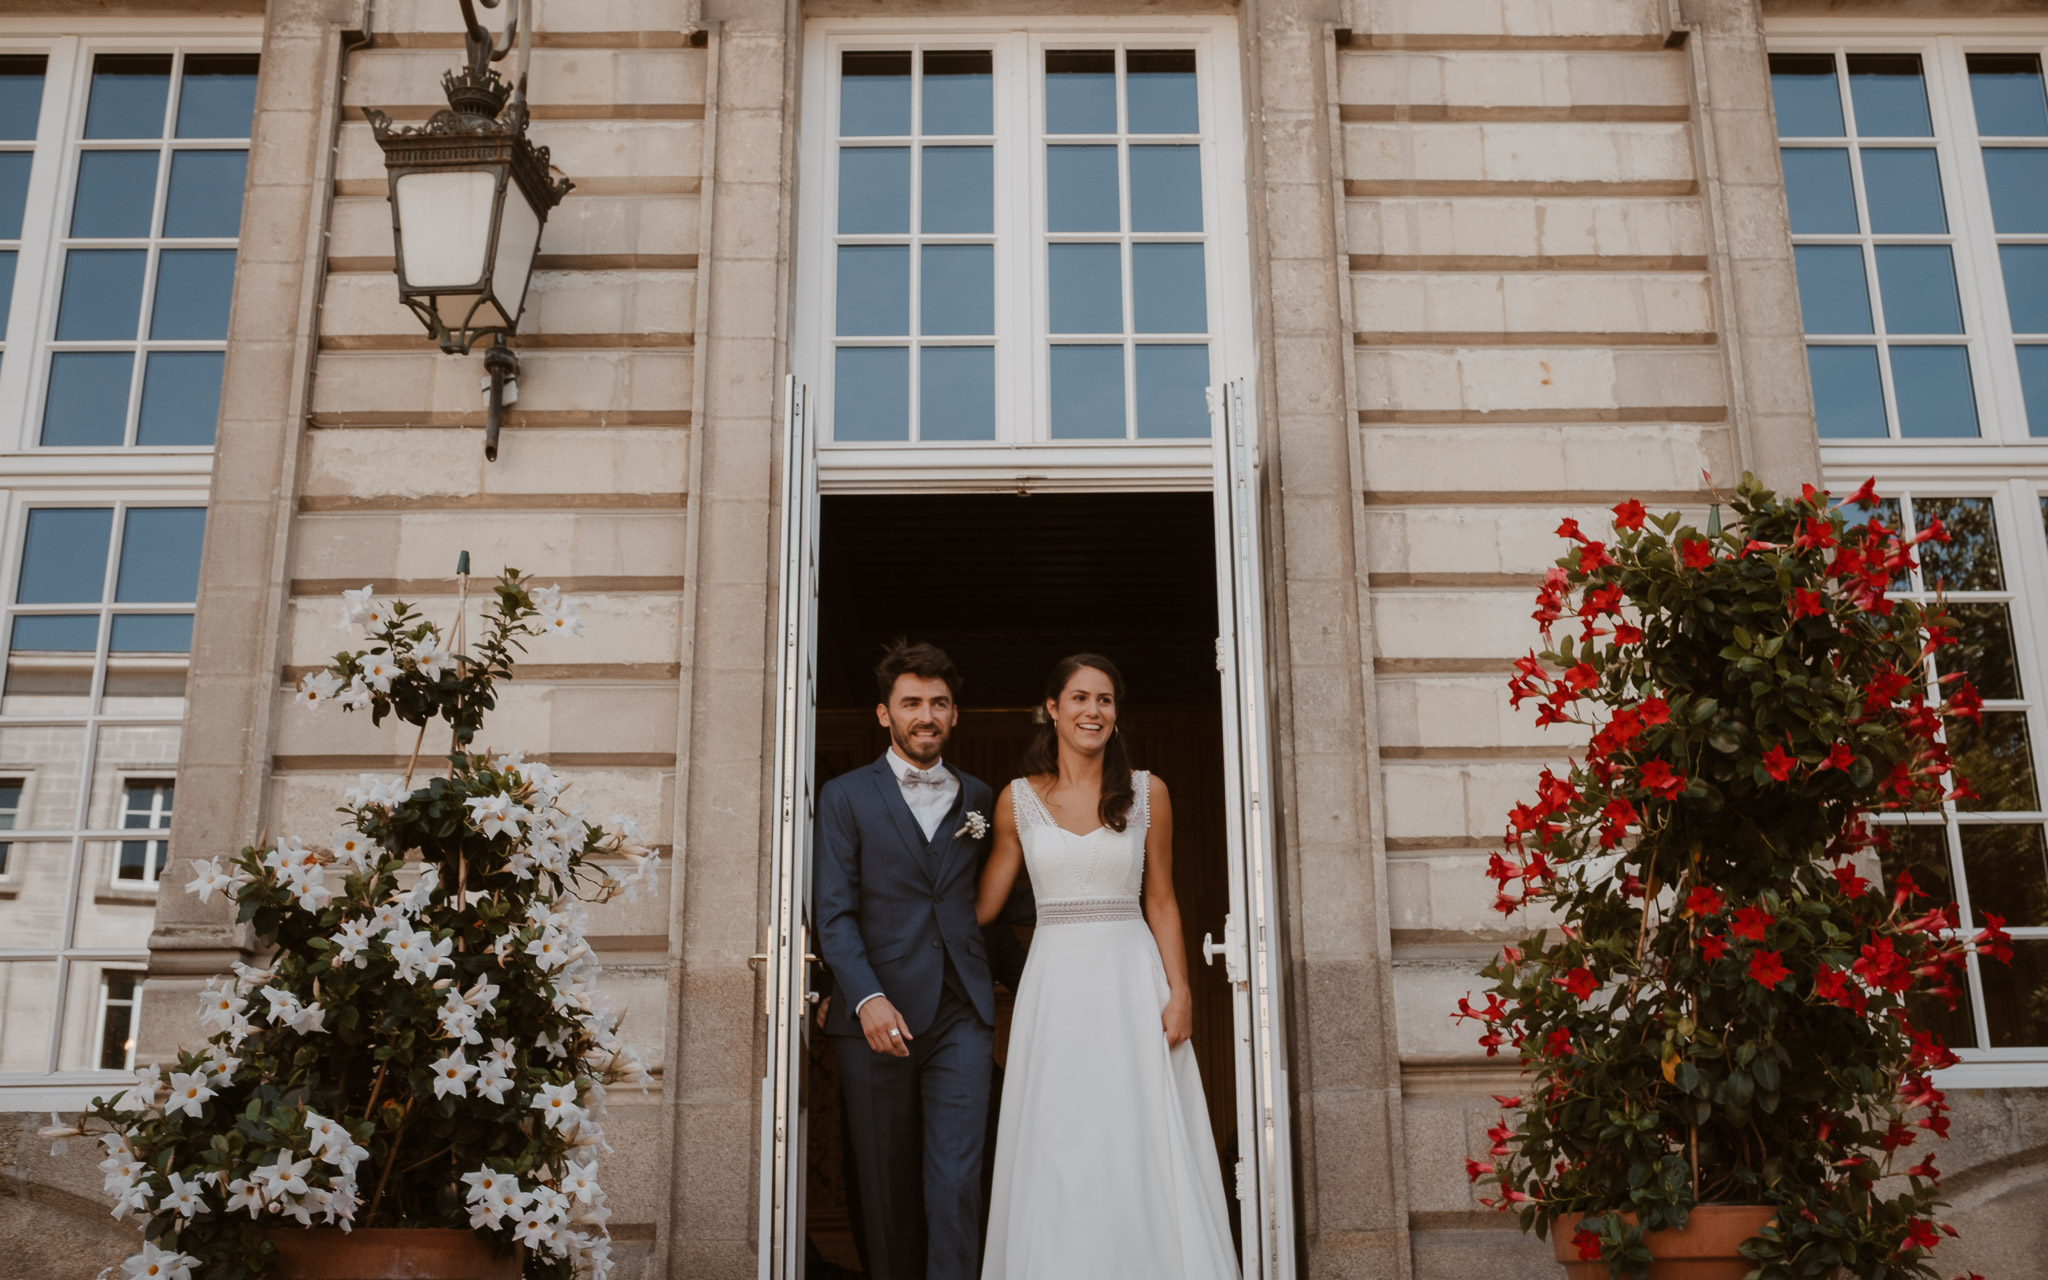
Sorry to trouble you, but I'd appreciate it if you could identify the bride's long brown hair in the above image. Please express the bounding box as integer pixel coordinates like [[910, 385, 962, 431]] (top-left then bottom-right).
[[1021, 653, 1136, 832]]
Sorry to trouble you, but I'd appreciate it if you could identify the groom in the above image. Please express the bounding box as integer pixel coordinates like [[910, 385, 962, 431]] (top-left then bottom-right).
[[814, 641, 997, 1280]]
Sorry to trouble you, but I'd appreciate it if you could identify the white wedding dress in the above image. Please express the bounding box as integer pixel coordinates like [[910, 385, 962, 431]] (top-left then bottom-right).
[[982, 773, 1240, 1280]]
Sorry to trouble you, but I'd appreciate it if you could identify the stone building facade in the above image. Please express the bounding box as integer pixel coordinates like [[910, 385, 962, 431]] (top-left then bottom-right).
[[0, 1, 2041, 1278]]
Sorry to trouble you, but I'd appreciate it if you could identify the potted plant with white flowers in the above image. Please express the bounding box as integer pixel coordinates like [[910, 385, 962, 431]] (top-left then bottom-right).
[[48, 566, 659, 1280]]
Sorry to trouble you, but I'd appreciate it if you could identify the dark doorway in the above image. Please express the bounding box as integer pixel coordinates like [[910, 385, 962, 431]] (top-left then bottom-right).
[[803, 491, 1238, 1274]]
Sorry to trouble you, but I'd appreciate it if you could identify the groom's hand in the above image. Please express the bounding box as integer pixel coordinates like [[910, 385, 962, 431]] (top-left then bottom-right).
[[859, 995, 914, 1057]]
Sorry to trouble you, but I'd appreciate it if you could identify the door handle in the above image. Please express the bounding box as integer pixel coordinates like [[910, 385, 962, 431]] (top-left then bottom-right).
[[1202, 932, 1227, 966], [1203, 913, 1247, 985]]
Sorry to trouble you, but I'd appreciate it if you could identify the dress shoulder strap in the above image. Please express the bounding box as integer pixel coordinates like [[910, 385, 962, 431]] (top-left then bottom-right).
[[1127, 770, 1152, 843], [1009, 778, 1051, 834]]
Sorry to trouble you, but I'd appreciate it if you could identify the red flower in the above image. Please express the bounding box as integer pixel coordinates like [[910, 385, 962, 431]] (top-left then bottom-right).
[[1611, 499, 1647, 531], [1465, 1158, 1493, 1184], [1578, 541, 1616, 573], [1814, 965, 1857, 1008], [1791, 587, 1826, 620], [1639, 697, 1670, 726], [1732, 905, 1775, 941], [1845, 476, 1881, 508], [1814, 741, 1854, 772], [1946, 679, 1983, 724], [1701, 934, 1729, 962], [1974, 912, 2015, 965], [1831, 863, 1870, 898], [1556, 517, 1588, 543], [1556, 967, 1598, 1001], [1543, 1027, 1574, 1057], [1612, 621, 1644, 646], [1638, 759, 1685, 800], [1572, 1229, 1602, 1262], [1685, 885, 1725, 917], [1761, 744, 1798, 781], [1903, 1219, 1940, 1251], [1561, 663, 1598, 693], [1748, 948, 1792, 988], [1680, 539, 1714, 569]]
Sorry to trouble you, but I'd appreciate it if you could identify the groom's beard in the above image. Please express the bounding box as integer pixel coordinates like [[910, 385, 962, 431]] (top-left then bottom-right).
[[888, 717, 950, 767]]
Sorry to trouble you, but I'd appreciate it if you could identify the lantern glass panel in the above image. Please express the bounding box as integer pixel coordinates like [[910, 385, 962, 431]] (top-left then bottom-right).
[[394, 168, 497, 289], [491, 184, 542, 329]]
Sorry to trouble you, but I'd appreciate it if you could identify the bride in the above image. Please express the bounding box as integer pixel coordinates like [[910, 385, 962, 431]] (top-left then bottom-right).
[[975, 654, 1239, 1279]]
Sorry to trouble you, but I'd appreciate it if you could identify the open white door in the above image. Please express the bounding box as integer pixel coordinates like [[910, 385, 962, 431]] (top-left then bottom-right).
[[1207, 379, 1298, 1280], [759, 376, 821, 1280]]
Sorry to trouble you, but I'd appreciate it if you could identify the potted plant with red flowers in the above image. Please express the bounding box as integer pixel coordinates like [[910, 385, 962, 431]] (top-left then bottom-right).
[[1453, 475, 2014, 1279]]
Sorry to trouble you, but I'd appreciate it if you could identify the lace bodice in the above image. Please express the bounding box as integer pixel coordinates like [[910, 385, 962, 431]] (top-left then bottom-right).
[[1009, 772, 1150, 914]]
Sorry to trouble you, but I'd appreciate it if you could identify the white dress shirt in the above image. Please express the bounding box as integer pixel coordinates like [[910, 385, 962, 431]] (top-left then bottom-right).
[[887, 747, 959, 841]]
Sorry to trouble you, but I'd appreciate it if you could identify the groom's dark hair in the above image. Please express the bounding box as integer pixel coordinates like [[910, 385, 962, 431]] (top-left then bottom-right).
[[875, 640, 963, 704]]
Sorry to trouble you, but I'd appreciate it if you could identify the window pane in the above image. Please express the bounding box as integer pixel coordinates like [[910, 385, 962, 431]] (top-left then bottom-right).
[[150, 248, 237, 340], [1046, 51, 1117, 135], [1859, 148, 1946, 233], [1960, 824, 2048, 927], [41, 353, 133, 447], [1126, 50, 1198, 134], [1781, 147, 1858, 233], [84, 55, 171, 140], [921, 51, 992, 137], [99, 972, 138, 1070], [1890, 346, 1979, 437], [116, 508, 205, 603], [2018, 345, 2048, 435], [0, 56, 45, 141], [162, 150, 246, 238], [1129, 145, 1203, 233], [1135, 344, 1210, 438], [837, 146, 909, 234], [1047, 145, 1119, 232], [17, 508, 112, 603], [920, 146, 992, 234], [1132, 243, 1207, 334], [0, 152, 33, 239], [1981, 148, 2048, 232], [1794, 245, 1872, 333], [919, 346, 995, 441], [841, 52, 911, 137], [1946, 711, 2037, 810], [836, 246, 909, 337], [56, 249, 146, 340], [136, 351, 223, 447], [1941, 603, 2020, 700], [0, 962, 58, 1072], [1049, 344, 1125, 438], [70, 151, 159, 238], [1875, 245, 1963, 334], [1878, 822, 1956, 907], [1967, 53, 2048, 137], [1914, 497, 2004, 591], [920, 245, 992, 336], [1847, 54, 1932, 137], [833, 347, 908, 441], [9, 615, 98, 651], [109, 614, 193, 653], [0, 251, 13, 332], [1768, 53, 1844, 137], [1049, 243, 1124, 334], [1982, 938, 2048, 1048], [1808, 345, 1887, 437], [2000, 244, 2048, 334], [175, 54, 259, 139]]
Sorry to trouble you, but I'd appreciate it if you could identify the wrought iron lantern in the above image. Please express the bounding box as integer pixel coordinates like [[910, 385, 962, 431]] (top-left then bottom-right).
[[364, 0, 572, 459]]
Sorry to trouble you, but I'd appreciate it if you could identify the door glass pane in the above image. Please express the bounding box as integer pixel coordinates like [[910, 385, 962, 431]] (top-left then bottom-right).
[[1794, 245, 1872, 333], [174, 54, 259, 139], [1808, 345, 1887, 437], [70, 151, 157, 238], [1890, 347, 1978, 438], [1135, 344, 1209, 438], [1049, 244, 1123, 333], [1859, 148, 1946, 233], [841, 52, 912, 137], [1132, 243, 1206, 333], [0, 961, 58, 1072], [0, 152, 30, 239], [921, 51, 992, 137], [1126, 50, 1198, 134], [1129, 145, 1203, 233], [1941, 603, 2019, 700], [17, 509, 112, 603], [1781, 148, 1858, 233], [1982, 148, 2048, 232], [1047, 145, 1119, 232], [135, 352, 223, 447], [1046, 51, 1116, 135], [833, 347, 908, 441], [1967, 53, 2048, 137], [2000, 244, 2048, 334], [116, 508, 205, 602], [920, 146, 992, 234], [1847, 54, 1932, 137], [919, 245, 993, 336], [1875, 245, 1963, 334], [56, 249, 146, 339], [836, 246, 909, 336], [150, 249, 237, 340], [1959, 824, 2048, 927], [1049, 345, 1124, 438], [2018, 346, 2048, 434], [1946, 711, 2036, 810], [838, 147, 909, 234], [162, 150, 247, 237], [41, 353, 133, 447], [0, 56, 45, 141], [919, 346, 995, 441], [1914, 497, 2004, 590], [1982, 938, 2048, 1047], [84, 55, 171, 140], [1768, 53, 1844, 137]]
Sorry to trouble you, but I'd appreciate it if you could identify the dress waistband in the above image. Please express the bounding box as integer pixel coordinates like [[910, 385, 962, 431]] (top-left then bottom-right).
[[1035, 896, 1144, 926]]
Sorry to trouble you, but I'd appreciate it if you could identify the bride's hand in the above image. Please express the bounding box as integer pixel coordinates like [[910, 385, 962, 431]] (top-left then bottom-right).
[[1161, 986, 1193, 1048]]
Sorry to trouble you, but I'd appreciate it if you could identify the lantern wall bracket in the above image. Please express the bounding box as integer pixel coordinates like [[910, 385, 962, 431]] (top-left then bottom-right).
[[482, 337, 519, 462]]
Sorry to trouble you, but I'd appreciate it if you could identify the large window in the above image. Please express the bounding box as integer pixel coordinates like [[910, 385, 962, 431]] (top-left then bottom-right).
[[800, 21, 1248, 466]]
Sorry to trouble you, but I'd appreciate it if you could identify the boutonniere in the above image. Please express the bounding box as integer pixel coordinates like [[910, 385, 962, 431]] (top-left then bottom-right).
[[954, 810, 989, 840]]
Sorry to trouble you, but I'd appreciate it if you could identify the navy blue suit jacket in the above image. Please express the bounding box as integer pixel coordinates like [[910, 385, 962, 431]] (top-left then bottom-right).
[[814, 754, 997, 1037]]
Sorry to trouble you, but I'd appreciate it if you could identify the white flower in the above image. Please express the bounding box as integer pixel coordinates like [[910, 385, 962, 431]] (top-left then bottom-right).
[[464, 793, 531, 841], [338, 675, 373, 711], [223, 1177, 263, 1218], [429, 1050, 478, 1099], [338, 584, 376, 631], [160, 1170, 210, 1219], [560, 1160, 601, 1205], [409, 631, 451, 682], [530, 583, 562, 611], [954, 809, 989, 840], [295, 669, 343, 709], [514, 1211, 563, 1253], [520, 760, 562, 797], [111, 1178, 152, 1220], [303, 1109, 367, 1171], [36, 1111, 78, 1157], [461, 1167, 510, 1203], [388, 922, 453, 984], [256, 1155, 312, 1200], [120, 1241, 198, 1280], [331, 830, 375, 874], [163, 1071, 215, 1119], [332, 916, 377, 967], [197, 980, 246, 1031], [532, 1081, 584, 1130], [112, 1064, 163, 1114], [488, 1181, 530, 1224], [541, 600, 583, 638], [291, 871, 335, 913], [185, 857, 232, 904], [371, 901, 408, 933], [525, 928, 571, 970], [474, 1062, 513, 1104], [461, 975, 501, 1010], [345, 774, 408, 808], [359, 652, 399, 693], [485, 1037, 517, 1070], [401, 864, 442, 913], [231, 961, 273, 992], [202, 1046, 242, 1084]]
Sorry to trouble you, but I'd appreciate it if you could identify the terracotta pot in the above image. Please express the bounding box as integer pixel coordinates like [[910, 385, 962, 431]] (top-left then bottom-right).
[[1553, 1205, 1776, 1280], [268, 1228, 521, 1280]]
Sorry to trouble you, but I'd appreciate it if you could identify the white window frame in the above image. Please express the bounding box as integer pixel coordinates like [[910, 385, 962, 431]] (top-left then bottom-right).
[[92, 963, 140, 1071], [112, 775, 171, 887], [796, 15, 1253, 493]]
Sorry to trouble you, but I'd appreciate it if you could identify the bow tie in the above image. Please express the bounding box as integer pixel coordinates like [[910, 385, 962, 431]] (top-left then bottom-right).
[[900, 767, 948, 791]]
